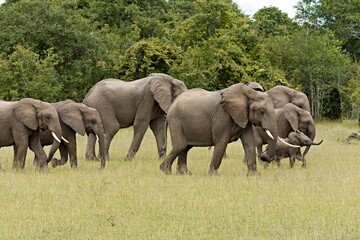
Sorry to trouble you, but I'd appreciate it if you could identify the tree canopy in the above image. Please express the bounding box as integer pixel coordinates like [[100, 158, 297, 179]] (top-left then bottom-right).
[[0, 0, 359, 120]]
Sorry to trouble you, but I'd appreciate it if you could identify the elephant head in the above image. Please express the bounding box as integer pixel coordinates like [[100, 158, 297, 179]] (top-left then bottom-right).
[[57, 101, 106, 168], [220, 84, 278, 159], [13, 98, 62, 142], [287, 131, 323, 147], [280, 103, 317, 157], [148, 73, 188, 114], [268, 86, 310, 112]]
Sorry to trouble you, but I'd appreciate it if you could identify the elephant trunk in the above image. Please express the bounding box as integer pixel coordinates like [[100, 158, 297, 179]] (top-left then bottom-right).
[[303, 124, 316, 156], [96, 128, 106, 168], [265, 120, 278, 159], [47, 140, 61, 163], [311, 140, 323, 146]]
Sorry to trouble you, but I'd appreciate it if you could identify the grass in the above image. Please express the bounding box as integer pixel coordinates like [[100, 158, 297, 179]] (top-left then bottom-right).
[[0, 120, 360, 239]]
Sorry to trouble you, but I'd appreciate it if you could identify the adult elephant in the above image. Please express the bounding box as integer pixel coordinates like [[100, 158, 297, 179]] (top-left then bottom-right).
[[255, 103, 316, 168], [83, 73, 188, 161], [0, 98, 62, 172], [267, 85, 313, 158], [39, 100, 105, 169], [159, 83, 281, 176], [267, 85, 311, 112]]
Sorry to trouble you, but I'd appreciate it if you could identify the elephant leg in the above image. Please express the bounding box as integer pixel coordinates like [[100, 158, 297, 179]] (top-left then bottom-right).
[[149, 117, 166, 158], [289, 156, 295, 168], [176, 146, 192, 175], [301, 155, 306, 169], [13, 144, 28, 171], [240, 125, 258, 175], [52, 143, 69, 168], [125, 121, 149, 161], [29, 136, 49, 173], [67, 135, 77, 169], [85, 133, 97, 160], [208, 143, 227, 176]]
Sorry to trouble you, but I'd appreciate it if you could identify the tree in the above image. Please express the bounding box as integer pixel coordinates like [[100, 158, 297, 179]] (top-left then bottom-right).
[[253, 6, 297, 38], [0, 45, 62, 101]]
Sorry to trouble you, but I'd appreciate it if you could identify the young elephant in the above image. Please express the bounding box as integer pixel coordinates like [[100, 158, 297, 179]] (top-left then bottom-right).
[[160, 84, 281, 176], [272, 131, 323, 168], [0, 98, 62, 172], [39, 100, 105, 169]]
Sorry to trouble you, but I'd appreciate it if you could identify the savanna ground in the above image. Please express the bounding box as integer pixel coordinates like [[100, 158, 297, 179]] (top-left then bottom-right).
[[0, 121, 359, 239]]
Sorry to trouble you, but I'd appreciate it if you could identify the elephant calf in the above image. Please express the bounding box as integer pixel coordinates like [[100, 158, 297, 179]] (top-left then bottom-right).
[[262, 131, 323, 168]]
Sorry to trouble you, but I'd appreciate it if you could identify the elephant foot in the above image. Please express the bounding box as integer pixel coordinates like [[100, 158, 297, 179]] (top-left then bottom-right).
[[124, 154, 135, 161], [247, 170, 260, 176], [159, 162, 172, 175], [208, 169, 219, 176], [176, 165, 192, 175], [85, 153, 97, 161]]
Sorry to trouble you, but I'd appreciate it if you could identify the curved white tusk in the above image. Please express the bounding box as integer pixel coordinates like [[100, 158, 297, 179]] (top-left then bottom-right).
[[265, 130, 274, 140], [95, 134, 99, 140], [62, 137, 69, 144], [51, 131, 61, 143], [278, 137, 300, 148]]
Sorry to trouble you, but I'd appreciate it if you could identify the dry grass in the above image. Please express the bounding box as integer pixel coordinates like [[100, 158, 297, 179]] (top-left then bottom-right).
[[0, 120, 359, 239]]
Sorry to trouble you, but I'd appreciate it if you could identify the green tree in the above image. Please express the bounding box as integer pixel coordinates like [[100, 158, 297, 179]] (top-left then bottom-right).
[[0, 45, 62, 101], [264, 28, 355, 119], [253, 6, 297, 38]]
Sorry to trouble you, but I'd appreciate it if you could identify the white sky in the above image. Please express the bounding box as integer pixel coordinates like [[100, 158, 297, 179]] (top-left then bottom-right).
[[233, 0, 298, 18]]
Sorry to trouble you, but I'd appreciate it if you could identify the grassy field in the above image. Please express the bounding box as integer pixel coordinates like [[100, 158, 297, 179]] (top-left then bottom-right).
[[0, 121, 359, 239]]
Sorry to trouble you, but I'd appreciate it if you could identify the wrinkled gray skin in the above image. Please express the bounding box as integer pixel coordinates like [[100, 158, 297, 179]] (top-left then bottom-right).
[[39, 100, 105, 169], [267, 85, 313, 159], [271, 132, 322, 168], [83, 73, 188, 161], [268, 86, 310, 112], [159, 84, 279, 176], [0, 98, 62, 172], [255, 103, 317, 168]]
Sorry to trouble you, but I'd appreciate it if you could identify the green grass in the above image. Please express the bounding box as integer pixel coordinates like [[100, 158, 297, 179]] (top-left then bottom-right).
[[0, 121, 360, 239]]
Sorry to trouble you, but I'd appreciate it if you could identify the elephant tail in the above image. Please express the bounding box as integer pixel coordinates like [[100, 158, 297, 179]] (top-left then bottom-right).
[[159, 117, 168, 157]]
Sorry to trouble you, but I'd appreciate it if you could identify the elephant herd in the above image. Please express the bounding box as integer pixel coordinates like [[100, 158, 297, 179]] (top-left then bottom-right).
[[0, 73, 322, 175]]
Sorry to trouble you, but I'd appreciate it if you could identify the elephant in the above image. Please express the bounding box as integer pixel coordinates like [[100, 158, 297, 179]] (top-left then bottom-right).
[[270, 131, 323, 168], [83, 73, 188, 161], [267, 85, 311, 112], [39, 100, 105, 169], [267, 86, 314, 159], [159, 83, 281, 176], [255, 103, 317, 168], [0, 98, 62, 172]]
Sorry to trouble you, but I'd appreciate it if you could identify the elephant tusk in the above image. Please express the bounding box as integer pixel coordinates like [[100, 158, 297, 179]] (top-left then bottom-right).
[[278, 137, 301, 148], [265, 130, 274, 140], [95, 134, 99, 140], [51, 131, 61, 143], [62, 137, 69, 144]]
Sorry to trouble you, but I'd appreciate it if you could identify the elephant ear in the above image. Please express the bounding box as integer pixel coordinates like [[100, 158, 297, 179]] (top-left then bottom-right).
[[149, 74, 173, 114], [284, 103, 300, 131], [58, 103, 86, 135], [220, 84, 249, 128], [13, 98, 38, 130]]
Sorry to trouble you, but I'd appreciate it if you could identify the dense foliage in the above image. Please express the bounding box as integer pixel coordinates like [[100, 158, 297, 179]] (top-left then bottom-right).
[[0, 0, 359, 119]]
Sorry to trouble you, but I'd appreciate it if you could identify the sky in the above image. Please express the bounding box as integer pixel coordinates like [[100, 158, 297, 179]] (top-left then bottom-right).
[[233, 0, 298, 18]]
